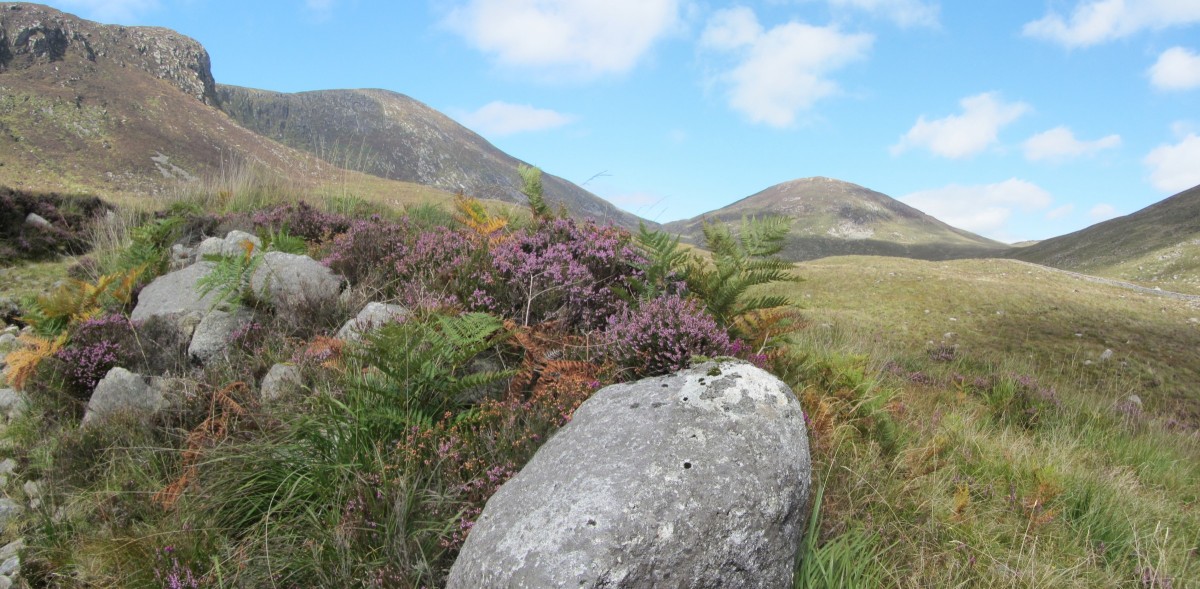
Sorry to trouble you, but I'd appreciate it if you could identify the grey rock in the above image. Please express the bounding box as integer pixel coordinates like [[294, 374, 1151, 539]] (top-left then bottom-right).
[[1100, 348, 1114, 361], [260, 363, 302, 402], [0, 499, 20, 530], [130, 262, 220, 340], [250, 252, 342, 313], [0, 539, 23, 564], [169, 243, 194, 269], [195, 236, 225, 258], [0, 574, 11, 589], [0, 458, 16, 488], [23, 213, 49, 228], [82, 367, 167, 427], [336, 302, 409, 342], [22, 480, 40, 510], [0, 326, 16, 336], [0, 333, 16, 352], [0, 389, 27, 421], [188, 308, 254, 364], [447, 361, 811, 589], [220, 230, 261, 257]]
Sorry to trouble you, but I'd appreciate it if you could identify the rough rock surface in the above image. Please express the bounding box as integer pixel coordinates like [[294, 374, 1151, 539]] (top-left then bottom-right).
[[260, 363, 302, 402], [336, 302, 409, 342], [196, 230, 261, 259], [82, 367, 165, 427], [0, 389, 26, 421], [129, 261, 219, 338], [188, 307, 253, 364], [447, 361, 811, 589], [250, 252, 341, 313]]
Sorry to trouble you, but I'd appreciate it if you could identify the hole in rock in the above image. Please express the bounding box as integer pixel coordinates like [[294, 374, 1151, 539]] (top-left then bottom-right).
[[683, 462, 692, 469]]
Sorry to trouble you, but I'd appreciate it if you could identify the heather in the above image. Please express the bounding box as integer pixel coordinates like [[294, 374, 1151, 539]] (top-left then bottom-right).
[[0, 188, 110, 264], [0, 184, 1196, 588]]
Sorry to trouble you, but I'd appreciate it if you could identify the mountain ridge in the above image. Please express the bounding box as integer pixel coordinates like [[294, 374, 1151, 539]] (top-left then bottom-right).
[[665, 176, 1009, 262]]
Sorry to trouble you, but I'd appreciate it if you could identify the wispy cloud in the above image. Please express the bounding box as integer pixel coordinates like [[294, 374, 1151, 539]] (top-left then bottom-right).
[[823, 0, 940, 28], [54, 0, 159, 22], [891, 92, 1029, 159], [1088, 203, 1119, 221], [1149, 47, 1200, 91], [444, 0, 682, 79], [899, 178, 1053, 241], [1023, 126, 1120, 162], [458, 101, 576, 136], [1045, 203, 1075, 220], [1023, 0, 1200, 48], [1144, 132, 1200, 193], [700, 6, 872, 128]]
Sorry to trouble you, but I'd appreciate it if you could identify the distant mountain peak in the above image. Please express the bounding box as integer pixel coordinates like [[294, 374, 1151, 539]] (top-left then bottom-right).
[[665, 176, 1006, 262]]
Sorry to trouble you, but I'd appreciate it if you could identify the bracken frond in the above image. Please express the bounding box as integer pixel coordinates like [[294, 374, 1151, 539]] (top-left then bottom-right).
[[155, 381, 250, 509], [3, 332, 68, 391]]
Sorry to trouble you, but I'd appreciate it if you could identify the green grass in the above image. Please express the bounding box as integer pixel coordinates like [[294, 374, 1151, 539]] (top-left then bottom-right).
[[783, 255, 1200, 587]]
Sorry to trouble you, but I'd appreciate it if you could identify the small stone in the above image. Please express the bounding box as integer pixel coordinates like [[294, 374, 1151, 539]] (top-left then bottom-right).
[[1126, 394, 1143, 408], [23, 212, 49, 228], [336, 302, 409, 342], [23, 479, 41, 509], [0, 499, 21, 530], [260, 363, 303, 402], [195, 236, 224, 258], [0, 389, 27, 421], [1100, 349, 1113, 361], [220, 230, 261, 257]]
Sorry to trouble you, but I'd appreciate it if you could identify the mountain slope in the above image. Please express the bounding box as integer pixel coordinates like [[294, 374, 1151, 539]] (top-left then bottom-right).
[[215, 85, 645, 229], [665, 177, 1008, 262], [1011, 183, 1200, 294]]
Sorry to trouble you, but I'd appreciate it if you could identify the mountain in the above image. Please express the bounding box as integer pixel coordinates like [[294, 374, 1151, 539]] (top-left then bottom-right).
[[664, 176, 1008, 262], [1011, 183, 1200, 294], [0, 2, 365, 197], [0, 3, 629, 226], [215, 85, 644, 229]]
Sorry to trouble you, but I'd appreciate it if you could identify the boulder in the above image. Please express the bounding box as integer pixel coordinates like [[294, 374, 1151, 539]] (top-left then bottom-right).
[[82, 367, 167, 427], [250, 252, 342, 313], [196, 230, 261, 260], [335, 302, 409, 342], [447, 361, 811, 589], [260, 363, 302, 402], [0, 499, 20, 530], [188, 307, 254, 364], [129, 261, 220, 339]]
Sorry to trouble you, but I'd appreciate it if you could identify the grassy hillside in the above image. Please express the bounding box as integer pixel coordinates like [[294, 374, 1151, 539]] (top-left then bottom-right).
[[665, 177, 1009, 262], [1013, 184, 1200, 294], [779, 255, 1199, 586]]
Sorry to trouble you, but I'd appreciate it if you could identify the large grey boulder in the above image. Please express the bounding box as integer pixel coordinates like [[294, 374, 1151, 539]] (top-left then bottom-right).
[[82, 368, 167, 427], [130, 261, 220, 339], [250, 252, 342, 313], [447, 361, 811, 589], [188, 307, 254, 364], [336, 302, 409, 342]]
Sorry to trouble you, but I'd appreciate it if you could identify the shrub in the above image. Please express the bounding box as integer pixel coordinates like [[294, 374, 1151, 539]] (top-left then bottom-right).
[[0, 188, 109, 263], [601, 293, 731, 377], [252, 201, 352, 243], [478, 218, 644, 327]]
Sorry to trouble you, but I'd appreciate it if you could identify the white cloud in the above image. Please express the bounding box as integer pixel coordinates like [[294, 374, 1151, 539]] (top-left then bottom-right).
[[891, 92, 1030, 159], [899, 178, 1053, 240], [701, 7, 873, 127], [1023, 126, 1120, 162], [1023, 0, 1200, 48], [458, 101, 575, 136], [1144, 133, 1200, 193], [824, 0, 940, 28], [1046, 203, 1075, 219], [1088, 203, 1119, 221], [1150, 47, 1200, 91], [54, 0, 159, 22], [444, 0, 682, 78]]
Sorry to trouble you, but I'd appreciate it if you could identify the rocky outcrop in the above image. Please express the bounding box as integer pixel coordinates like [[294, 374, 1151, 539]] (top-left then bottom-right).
[[0, 3, 218, 104], [447, 361, 811, 589], [250, 251, 342, 313], [129, 261, 219, 339]]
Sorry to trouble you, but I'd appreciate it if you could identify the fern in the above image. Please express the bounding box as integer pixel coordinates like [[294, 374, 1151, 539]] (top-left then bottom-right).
[[686, 215, 798, 335], [518, 164, 553, 221], [3, 332, 68, 391], [263, 227, 308, 255], [26, 266, 146, 335], [628, 222, 691, 299], [348, 312, 513, 431], [453, 193, 509, 241], [196, 240, 262, 311]]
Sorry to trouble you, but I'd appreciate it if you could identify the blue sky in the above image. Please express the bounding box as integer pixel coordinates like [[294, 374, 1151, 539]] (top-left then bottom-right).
[[47, 0, 1200, 242]]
